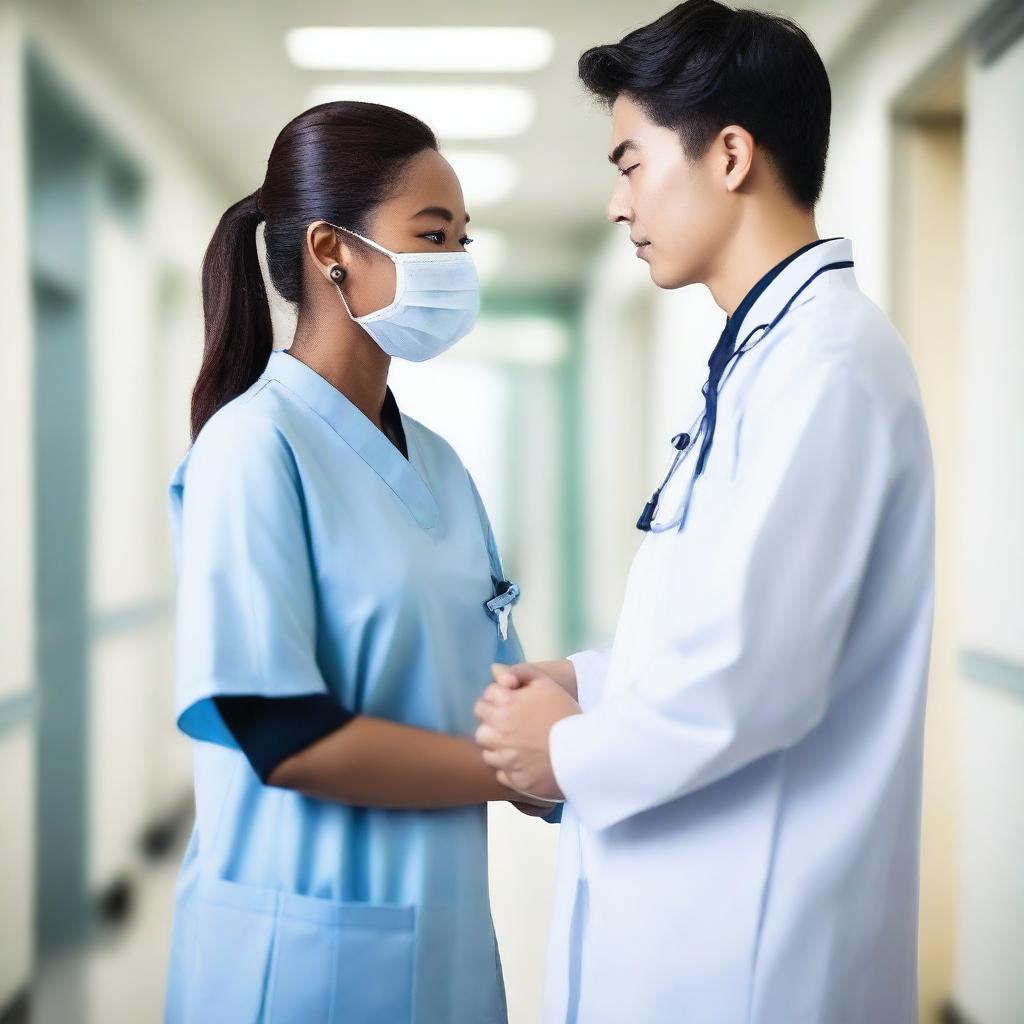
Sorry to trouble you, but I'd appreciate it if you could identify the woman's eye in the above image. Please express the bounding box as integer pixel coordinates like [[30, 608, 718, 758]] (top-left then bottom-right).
[[619, 163, 639, 177], [422, 231, 473, 247]]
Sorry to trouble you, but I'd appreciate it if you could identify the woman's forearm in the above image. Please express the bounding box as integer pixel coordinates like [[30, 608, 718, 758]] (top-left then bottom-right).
[[266, 715, 522, 808]]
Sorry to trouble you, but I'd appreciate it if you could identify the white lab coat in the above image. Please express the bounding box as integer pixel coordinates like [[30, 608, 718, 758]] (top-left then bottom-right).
[[545, 238, 935, 1024]]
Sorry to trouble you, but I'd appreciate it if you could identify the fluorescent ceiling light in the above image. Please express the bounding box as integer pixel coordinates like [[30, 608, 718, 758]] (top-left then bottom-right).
[[444, 151, 519, 207], [305, 85, 535, 140], [286, 27, 554, 73]]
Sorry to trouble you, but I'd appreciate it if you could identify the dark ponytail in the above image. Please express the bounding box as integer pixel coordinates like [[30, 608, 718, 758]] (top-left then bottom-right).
[[191, 191, 271, 441], [190, 102, 437, 442]]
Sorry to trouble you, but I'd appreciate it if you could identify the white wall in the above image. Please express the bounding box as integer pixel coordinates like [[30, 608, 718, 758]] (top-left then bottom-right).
[[953, 26, 1024, 1024], [0, 5, 34, 702], [817, 0, 986, 305], [576, 234, 660, 646], [21, 3, 228, 864], [0, 1, 38, 1010], [960, 30, 1024, 668], [0, 0, 227, 1005]]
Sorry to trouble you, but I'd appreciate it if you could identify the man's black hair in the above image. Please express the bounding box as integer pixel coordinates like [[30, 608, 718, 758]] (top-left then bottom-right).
[[579, 0, 831, 207]]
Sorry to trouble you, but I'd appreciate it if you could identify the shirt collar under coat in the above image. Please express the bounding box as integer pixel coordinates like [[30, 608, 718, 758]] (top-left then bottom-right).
[[729, 237, 856, 350]]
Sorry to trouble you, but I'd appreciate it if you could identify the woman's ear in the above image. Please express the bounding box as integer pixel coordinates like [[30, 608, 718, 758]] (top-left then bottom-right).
[[718, 125, 755, 194], [306, 221, 352, 281]]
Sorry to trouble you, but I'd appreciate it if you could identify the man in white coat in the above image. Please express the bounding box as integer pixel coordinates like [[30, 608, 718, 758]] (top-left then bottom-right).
[[474, 2, 935, 1021]]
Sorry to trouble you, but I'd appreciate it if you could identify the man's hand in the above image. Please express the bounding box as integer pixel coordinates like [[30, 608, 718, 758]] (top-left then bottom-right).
[[474, 663, 582, 801]]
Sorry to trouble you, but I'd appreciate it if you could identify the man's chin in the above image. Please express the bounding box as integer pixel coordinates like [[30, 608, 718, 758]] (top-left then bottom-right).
[[647, 261, 691, 290]]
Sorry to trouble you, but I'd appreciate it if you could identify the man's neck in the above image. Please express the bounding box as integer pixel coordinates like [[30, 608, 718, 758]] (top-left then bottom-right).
[[708, 207, 821, 318]]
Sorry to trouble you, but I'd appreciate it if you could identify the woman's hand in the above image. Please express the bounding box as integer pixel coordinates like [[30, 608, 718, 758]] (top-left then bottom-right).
[[492, 659, 578, 700]]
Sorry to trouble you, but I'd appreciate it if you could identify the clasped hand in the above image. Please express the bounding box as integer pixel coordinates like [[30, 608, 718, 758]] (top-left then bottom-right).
[[474, 662, 582, 804]]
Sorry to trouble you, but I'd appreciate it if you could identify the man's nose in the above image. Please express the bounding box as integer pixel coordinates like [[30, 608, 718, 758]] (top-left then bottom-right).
[[606, 184, 633, 224]]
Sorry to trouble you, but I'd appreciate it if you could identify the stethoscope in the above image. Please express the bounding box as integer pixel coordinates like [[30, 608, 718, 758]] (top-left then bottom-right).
[[637, 259, 854, 533]]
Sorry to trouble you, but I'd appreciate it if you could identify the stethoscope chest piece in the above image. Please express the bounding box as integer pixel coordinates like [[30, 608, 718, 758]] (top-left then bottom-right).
[[636, 431, 695, 532]]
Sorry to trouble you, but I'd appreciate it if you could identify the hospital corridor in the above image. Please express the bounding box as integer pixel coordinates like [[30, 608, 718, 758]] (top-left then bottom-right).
[[1, 0, 1023, 1021]]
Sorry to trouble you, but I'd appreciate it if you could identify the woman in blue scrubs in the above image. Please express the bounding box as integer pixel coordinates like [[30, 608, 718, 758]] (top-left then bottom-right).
[[163, 101, 555, 1024]]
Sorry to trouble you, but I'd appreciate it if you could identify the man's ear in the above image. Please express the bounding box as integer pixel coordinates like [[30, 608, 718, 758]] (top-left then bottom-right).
[[718, 125, 755, 194]]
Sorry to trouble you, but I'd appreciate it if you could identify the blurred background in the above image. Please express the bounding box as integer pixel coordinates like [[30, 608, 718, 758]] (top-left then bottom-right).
[[1, 0, 1022, 1021]]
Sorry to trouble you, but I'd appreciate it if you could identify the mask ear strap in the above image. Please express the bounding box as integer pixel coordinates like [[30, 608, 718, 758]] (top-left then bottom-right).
[[330, 222, 396, 260], [332, 274, 358, 320], [316, 221, 395, 322], [322, 261, 358, 321]]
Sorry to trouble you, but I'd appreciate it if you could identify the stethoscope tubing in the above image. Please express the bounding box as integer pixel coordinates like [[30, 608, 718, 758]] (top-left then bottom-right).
[[640, 260, 854, 533]]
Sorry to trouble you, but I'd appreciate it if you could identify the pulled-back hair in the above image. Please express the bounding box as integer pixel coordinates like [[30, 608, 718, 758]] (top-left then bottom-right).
[[192, 102, 436, 441]]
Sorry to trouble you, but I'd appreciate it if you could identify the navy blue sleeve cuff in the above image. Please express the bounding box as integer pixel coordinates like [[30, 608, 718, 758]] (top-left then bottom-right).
[[213, 693, 356, 784]]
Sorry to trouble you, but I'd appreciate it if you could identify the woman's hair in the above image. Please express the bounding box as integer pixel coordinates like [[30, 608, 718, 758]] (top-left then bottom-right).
[[191, 101, 437, 441], [578, 0, 830, 209]]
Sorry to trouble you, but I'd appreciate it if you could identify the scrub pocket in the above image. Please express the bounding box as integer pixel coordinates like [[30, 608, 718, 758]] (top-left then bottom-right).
[[187, 877, 278, 1023], [192, 876, 416, 1024], [267, 891, 416, 1023]]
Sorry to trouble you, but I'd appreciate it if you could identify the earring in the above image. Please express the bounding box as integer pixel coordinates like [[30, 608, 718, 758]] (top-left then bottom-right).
[[329, 264, 346, 284]]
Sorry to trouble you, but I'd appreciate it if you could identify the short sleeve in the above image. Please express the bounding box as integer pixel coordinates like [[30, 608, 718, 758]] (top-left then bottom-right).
[[171, 412, 328, 747], [214, 693, 355, 783]]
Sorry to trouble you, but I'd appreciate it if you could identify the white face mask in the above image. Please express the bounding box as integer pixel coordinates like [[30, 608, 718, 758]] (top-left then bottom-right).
[[325, 223, 480, 362]]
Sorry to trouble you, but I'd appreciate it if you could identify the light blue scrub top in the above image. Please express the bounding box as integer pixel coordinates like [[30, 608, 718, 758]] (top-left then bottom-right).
[[164, 349, 527, 1024]]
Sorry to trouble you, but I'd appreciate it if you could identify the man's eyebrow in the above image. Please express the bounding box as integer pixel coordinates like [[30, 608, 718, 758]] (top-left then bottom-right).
[[410, 206, 471, 224], [608, 139, 639, 164]]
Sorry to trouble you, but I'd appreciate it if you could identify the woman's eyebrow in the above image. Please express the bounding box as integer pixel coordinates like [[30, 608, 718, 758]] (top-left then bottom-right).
[[410, 206, 471, 225]]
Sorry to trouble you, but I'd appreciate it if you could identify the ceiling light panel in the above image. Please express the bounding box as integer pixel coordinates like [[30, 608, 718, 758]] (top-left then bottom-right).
[[306, 84, 536, 140], [286, 26, 554, 73]]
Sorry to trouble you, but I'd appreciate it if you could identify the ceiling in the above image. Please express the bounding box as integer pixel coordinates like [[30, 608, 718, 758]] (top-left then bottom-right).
[[42, 0, 883, 295]]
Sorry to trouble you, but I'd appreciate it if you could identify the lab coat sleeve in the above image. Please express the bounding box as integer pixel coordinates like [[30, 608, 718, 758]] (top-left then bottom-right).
[[566, 647, 613, 711], [173, 411, 328, 748], [548, 358, 895, 833], [535, 648, 612, 822]]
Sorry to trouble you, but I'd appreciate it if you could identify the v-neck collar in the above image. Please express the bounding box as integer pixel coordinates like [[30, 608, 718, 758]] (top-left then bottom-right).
[[262, 349, 439, 531], [380, 385, 409, 461]]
